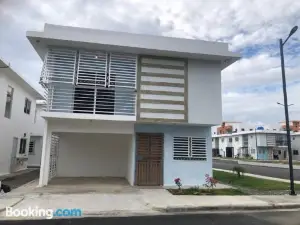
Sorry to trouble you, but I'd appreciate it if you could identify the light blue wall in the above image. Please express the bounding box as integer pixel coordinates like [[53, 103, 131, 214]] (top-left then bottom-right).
[[135, 124, 212, 187]]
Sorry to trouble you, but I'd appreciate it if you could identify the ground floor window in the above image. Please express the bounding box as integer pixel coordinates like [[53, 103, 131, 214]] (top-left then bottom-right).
[[293, 150, 299, 155], [29, 141, 35, 154], [19, 138, 27, 154], [173, 136, 207, 161]]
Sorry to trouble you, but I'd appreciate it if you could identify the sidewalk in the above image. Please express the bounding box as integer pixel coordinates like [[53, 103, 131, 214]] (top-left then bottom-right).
[[1, 188, 300, 219], [213, 168, 300, 184]]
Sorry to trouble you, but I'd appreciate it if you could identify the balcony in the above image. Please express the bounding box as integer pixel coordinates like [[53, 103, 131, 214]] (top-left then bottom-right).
[[40, 47, 137, 120]]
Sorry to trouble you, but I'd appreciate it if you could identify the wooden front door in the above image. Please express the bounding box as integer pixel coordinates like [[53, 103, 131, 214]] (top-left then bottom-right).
[[135, 133, 163, 186]]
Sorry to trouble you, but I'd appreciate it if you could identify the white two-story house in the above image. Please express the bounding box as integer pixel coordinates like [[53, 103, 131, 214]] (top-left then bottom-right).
[[27, 24, 240, 187], [0, 59, 44, 176]]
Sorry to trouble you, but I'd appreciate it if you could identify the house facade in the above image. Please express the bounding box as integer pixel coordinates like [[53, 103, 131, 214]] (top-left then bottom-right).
[[291, 133, 300, 160], [212, 129, 290, 160], [0, 59, 44, 176], [27, 24, 240, 187]]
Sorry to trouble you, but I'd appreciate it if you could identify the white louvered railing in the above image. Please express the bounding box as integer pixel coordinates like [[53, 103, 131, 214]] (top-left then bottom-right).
[[45, 85, 136, 115], [41, 47, 137, 116]]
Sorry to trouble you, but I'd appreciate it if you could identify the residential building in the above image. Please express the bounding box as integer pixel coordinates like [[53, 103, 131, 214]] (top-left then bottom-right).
[[291, 133, 300, 161], [280, 120, 300, 132], [27, 24, 240, 187], [27, 101, 46, 168], [0, 59, 44, 176], [212, 128, 289, 160]]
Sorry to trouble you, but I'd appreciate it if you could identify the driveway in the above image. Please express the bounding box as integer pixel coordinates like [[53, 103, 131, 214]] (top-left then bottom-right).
[[213, 159, 300, 181], [0, 169, 40, 190]]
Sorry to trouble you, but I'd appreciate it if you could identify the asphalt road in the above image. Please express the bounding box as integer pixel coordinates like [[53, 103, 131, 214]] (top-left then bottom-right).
[[0, 210, 300, 225], [213, 159, 300, 181]]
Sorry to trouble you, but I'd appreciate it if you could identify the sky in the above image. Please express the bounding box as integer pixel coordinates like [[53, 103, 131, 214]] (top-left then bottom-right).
[[0, 0, 300, 126]]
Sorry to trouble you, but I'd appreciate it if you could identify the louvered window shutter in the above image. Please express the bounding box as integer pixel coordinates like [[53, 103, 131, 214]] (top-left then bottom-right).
[[173, 137, 189, 159], [109, 53, 137, 89], [76, 51, 108, 86], [191, 137, 207, 160], [42, 48, 77, 84]]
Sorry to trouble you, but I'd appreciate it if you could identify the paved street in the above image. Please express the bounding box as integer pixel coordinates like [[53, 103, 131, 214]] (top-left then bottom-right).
[[0, 210, 299, 225], [213, 159, 300, 181]]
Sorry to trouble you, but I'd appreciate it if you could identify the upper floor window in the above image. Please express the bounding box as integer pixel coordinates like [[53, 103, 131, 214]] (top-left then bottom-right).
[[229, 138, 232, 143], [42, 48, 137, 89], [235, 137, 239, 142], [4, 86, 14, 119], [24, 98, 31, 114], [19, 138, 27, 154]]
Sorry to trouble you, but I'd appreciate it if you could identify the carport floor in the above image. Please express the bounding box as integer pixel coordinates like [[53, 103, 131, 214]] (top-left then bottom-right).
[[36, 177, 140, 194]]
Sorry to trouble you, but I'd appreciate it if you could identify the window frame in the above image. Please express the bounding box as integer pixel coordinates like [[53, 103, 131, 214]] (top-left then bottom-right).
[[173, 136, 207, 161], [24, 98, 32, 115], [4, 85, 14, 119], [293, 150, 299, 155], [29, 141, 35, 154], [19, 138, 27, 154], [235, 136, 239, 142]]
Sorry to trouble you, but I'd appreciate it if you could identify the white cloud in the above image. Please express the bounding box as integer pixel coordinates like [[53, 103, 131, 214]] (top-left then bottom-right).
[[0, 0, 299, 124]]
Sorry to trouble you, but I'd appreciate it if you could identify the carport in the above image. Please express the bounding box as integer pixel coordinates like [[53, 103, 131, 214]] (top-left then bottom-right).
[[39, 118, 136, 187]]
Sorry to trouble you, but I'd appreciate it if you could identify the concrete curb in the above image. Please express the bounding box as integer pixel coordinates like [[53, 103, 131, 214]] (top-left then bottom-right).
[[0, 197, 24, 213], [152, 203, 300, 213], [213, 168, 300, 184], [238, 160, 300, 169]]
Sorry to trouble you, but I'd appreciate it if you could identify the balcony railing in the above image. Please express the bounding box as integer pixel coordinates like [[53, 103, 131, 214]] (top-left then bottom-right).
[[44, 85, 136, 116]]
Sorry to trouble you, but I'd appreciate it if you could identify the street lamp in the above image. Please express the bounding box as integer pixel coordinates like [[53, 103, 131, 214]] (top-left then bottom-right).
[[279, 25, 298, 196], [277, 102, 294, 107]]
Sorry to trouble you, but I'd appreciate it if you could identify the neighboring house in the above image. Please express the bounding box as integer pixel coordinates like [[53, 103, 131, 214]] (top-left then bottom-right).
[[291, 133, 300, 161], [0, 59, 44, 176], [27, 101, 45, 168], [27, 24, 240, 187], [212, 129, 289, 160], [280, 120, 300, 132]]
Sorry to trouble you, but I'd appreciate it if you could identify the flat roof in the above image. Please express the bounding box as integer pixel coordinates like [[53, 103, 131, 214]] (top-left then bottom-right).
[[212, 130, 288, 138], [0, 59, 44, 100], [27, 24, 241, 70]]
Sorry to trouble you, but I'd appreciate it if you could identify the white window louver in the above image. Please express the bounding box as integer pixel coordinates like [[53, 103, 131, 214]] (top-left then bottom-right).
[[42, 48, 77, 84], [173, 137, 207, 161], [173, 137, 189, 158], [191, 137, 207, 160], [77, 51, 108, 86], [109, 53, 137, 89]]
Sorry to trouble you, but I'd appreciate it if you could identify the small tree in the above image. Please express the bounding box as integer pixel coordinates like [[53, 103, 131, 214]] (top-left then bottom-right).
[[232, 166, 245, 178]]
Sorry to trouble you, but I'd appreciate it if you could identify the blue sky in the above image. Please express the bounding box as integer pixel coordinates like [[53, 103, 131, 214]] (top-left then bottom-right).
[[0, 0, 299, 125]]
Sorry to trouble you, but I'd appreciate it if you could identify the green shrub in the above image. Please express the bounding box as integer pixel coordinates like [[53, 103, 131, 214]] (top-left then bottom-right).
[[232, 166, 245, 178]]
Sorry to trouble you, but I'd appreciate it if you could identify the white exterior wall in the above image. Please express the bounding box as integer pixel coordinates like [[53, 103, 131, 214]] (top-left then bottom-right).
[[56, 133, 130, 177], [0, 75, 38, 174], [248, 134, 257, 159], [257, 133, 267, 146], [126, 134, 135, 185], [188, 60, 222, 125], [231, 134, 242, 156], [135, 124, 212, 187], [292, 135, 300, 160], [218, 136, 229, 157], [27, 136, 43, 167]]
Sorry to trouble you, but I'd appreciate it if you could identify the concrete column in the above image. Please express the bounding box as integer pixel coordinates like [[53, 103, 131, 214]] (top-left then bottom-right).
[[38, 120, 52, 187]]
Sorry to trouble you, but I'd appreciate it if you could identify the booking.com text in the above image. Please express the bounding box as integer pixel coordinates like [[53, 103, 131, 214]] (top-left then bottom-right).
[[6, 207, 82, 219]]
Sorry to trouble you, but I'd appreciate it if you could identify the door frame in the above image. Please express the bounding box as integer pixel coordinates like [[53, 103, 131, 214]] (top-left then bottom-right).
[[134, 132, 164, 186]]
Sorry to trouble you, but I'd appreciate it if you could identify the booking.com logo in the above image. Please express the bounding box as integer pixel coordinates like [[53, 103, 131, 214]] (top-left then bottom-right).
[[6, 207, 82, 219]]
